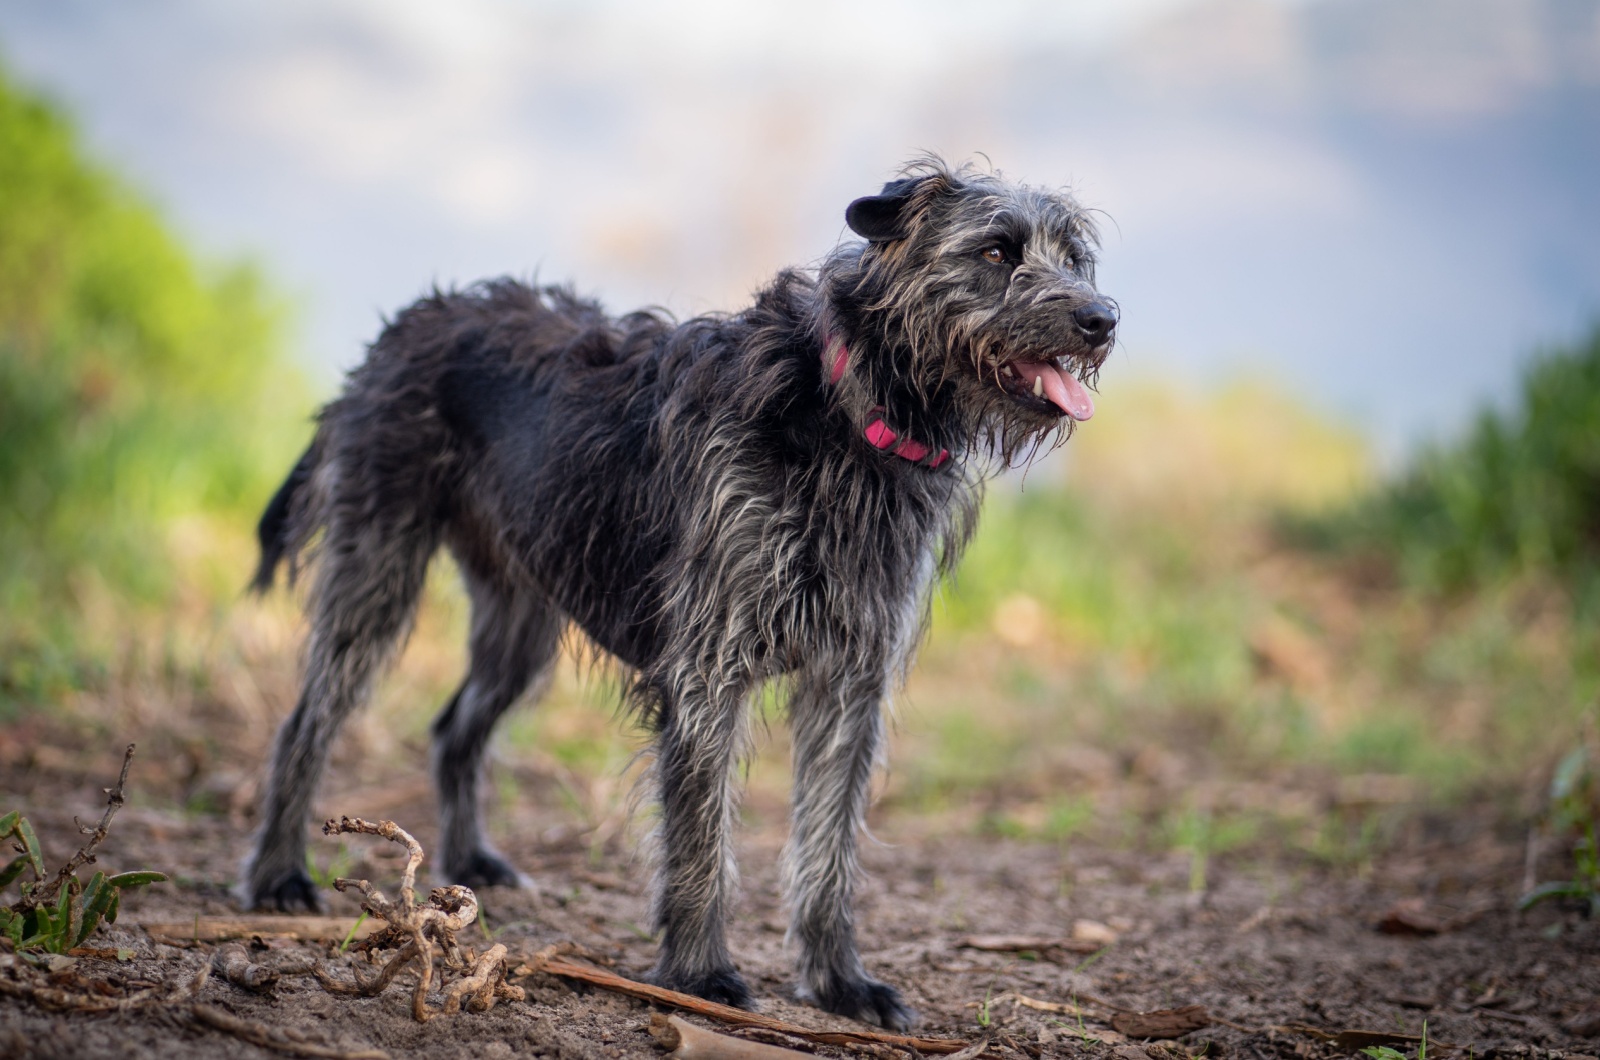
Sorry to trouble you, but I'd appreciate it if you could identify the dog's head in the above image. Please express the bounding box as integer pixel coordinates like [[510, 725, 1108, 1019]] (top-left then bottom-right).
[[824, 158, 1117, 463]]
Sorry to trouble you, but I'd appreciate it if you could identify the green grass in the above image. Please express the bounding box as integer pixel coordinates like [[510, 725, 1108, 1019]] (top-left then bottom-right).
[[1300, 323, 1600, 608], [0, 60, 308, 712]]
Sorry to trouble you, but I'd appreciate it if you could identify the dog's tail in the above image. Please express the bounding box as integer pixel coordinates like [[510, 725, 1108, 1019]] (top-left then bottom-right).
[[250, 443, 318, 594]]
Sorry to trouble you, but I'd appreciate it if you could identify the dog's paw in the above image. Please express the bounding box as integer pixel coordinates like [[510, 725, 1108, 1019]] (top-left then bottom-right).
[[650, 965, 756, 1009], [448, 848, 524, 890], [241, 866, 322, 912], [809, 976, 918, 1031]]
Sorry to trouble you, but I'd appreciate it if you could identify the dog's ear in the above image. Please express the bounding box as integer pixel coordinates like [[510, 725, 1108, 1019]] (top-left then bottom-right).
[[845, 177, 927, 242]]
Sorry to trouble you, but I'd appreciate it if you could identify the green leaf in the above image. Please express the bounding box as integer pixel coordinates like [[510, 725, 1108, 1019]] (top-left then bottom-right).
[[106, 871, 167, 889], [0, 810, 18, 834], [1517, 879, 1587, 911], [77, 872, 113, 946], [16, 817, 44, 877], [1551, 746, 1589, 803], [18, 907, 53, 949], [0, 855, 29, 887], [105, 888, 120, 925], [65, 880, 84, 950]]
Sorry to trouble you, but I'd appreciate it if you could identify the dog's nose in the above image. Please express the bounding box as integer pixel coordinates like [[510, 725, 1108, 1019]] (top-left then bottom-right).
[[1072, 302, 1117, 346]]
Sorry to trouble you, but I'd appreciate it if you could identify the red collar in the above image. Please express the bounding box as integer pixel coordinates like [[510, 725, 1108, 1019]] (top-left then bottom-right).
[[826, 338, 949, 469]]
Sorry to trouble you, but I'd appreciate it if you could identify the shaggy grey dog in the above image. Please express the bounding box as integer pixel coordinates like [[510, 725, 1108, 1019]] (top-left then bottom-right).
[[241, 158, 1117, 1030]]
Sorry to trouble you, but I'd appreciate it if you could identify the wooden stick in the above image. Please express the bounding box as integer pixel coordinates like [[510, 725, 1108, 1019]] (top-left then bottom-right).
[[531, 953, 979, 1054], [138, 915, 381, 943]]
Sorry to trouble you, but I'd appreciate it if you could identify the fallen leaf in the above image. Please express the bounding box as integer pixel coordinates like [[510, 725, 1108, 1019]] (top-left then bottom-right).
[[1071, 919, 1120, 946], [1376, 899, 1448, 936]]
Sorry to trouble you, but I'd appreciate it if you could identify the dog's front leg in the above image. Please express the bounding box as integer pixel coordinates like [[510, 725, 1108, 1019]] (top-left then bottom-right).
[[783, 666, 917, 1031], [647, 667, 755, 1008]]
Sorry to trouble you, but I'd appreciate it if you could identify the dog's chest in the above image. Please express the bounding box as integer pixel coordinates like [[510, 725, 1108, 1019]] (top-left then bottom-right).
[[742, 471, 957, 660]]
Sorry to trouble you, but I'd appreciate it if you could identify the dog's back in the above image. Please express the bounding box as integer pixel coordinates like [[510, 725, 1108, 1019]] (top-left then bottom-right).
[[253, 275, 831, 670]]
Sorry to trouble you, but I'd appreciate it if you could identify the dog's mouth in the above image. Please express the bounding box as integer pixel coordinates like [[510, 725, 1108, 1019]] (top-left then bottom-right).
[[994, 355, 1099, 421]]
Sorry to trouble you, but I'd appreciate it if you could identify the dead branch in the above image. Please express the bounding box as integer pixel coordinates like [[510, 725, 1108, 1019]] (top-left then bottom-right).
[[15, 744, 136, 913], [528, 949, 979, 1055], [311, 816, 515, 1023], [442, 943, 525, 1014], [651, 1013, 814, 1060], [213, 942, 281, 993]]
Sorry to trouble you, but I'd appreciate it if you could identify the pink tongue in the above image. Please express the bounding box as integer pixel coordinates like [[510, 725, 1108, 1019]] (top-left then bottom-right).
[[1014, 361, 1094, 421]]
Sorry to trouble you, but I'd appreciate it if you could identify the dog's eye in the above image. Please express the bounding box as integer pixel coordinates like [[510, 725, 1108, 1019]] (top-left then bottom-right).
[[981, 247, 1007, 265]]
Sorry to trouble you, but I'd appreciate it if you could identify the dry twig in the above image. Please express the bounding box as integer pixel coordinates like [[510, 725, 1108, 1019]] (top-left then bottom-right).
[[12, 743, 136, 914], [528, 949, 980, 1055], [311, 816, 520, 1022]]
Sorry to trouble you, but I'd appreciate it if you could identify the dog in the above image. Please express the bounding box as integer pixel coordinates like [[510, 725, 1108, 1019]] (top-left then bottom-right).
[[241, 157, 1116, 1030]]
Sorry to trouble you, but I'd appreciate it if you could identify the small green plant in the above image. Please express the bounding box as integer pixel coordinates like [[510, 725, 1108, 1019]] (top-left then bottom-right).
[[1164, 805, 1259, 893], [0, 745, 166, 953], [1519, 743, 1600, 915], [306, 843, 353, 889], [976, 983, 994, 1028], [1361, 1021, 1428, 1060], [338, 910, 369, 954]]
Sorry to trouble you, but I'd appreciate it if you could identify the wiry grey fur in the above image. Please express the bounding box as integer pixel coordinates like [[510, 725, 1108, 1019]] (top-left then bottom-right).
[[240, 158, 1117, 1030]]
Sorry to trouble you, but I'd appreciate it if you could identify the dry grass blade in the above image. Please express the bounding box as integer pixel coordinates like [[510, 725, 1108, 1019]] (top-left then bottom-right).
[[529, 950, 980, 1054]]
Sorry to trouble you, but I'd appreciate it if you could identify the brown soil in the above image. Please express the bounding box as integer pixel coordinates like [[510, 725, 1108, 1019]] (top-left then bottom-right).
[[2, 736, 1598, 1060]]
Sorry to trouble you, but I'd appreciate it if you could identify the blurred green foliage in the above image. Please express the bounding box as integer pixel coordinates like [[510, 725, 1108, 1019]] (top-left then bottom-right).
[[0, 65, 306, 705], [1303, 324, 1600, 607]]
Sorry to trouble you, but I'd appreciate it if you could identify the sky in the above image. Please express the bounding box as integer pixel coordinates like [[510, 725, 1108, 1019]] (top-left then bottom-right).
[[2, 0, 1597, 458]]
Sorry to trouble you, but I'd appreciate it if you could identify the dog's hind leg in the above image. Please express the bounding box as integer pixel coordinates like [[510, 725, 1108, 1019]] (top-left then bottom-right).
[[646, 661, 756, 1008], [431, 570, 563, 889], [783, 664, 917, 1031], [240, 516, 437, 911]]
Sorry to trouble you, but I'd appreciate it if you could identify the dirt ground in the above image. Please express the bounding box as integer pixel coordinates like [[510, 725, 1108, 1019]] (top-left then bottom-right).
[[2, 733, 1599, 1060]]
